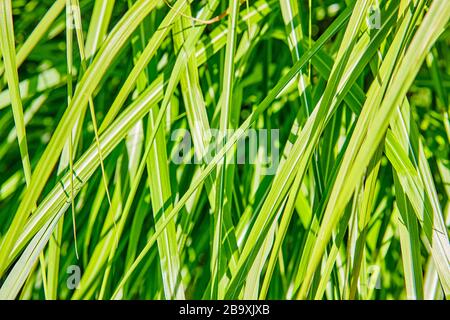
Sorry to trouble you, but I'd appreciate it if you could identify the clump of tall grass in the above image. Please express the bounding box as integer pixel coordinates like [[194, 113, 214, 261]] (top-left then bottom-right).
[[0, 0, 449, 300]]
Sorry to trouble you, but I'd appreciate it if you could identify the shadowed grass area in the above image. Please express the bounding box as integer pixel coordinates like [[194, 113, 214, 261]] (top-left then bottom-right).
[[0, 0, 449, 300]]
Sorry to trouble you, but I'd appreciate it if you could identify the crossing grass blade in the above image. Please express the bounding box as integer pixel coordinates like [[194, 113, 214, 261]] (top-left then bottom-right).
[[0, 0, 32, 185]]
